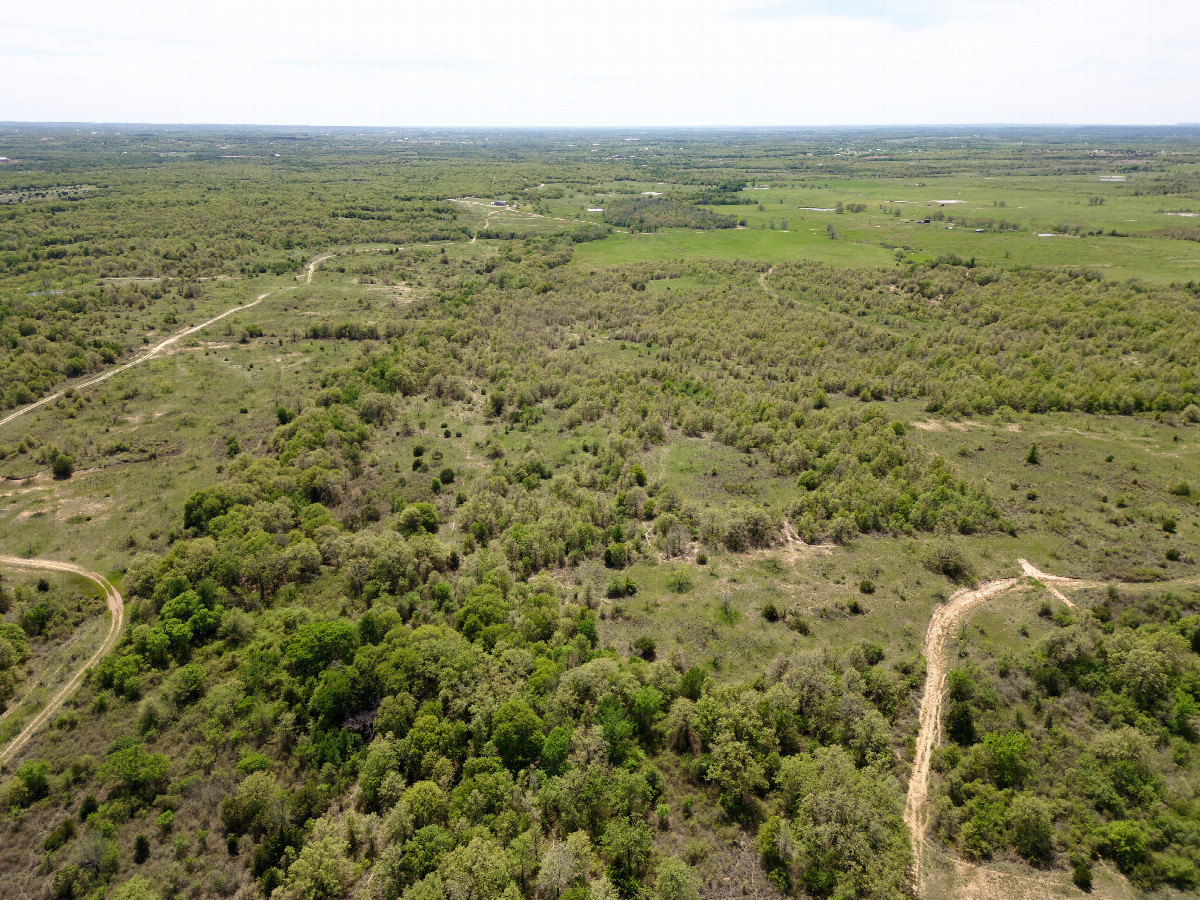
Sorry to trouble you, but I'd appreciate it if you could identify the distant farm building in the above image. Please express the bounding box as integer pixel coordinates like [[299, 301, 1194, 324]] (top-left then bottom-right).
[[491, 200, 507, 207]]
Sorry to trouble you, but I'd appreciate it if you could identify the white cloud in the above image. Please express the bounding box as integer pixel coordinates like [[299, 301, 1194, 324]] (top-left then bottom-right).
[[1, 0, 1196, 124]]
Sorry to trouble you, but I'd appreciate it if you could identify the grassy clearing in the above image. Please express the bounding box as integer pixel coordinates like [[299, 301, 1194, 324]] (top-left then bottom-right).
[[900, 408, 1200, 581]]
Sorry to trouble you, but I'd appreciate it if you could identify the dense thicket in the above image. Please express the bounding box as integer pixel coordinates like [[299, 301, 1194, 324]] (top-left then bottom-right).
[[600, 198, 738, 232]]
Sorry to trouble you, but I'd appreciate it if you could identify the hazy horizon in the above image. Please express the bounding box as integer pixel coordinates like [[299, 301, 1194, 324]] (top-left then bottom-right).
[[3, 0, 1197, 128]]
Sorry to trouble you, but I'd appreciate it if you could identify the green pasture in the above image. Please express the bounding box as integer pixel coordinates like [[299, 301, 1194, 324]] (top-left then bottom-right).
[[557, 171, 1200, 282]]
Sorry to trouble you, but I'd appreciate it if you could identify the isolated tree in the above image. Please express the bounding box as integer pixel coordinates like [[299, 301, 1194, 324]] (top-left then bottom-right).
[[51, 453, 74, 480]]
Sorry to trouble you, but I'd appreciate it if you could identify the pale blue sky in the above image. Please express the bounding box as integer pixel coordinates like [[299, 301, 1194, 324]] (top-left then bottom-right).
[[2, 0, 1196, 126]]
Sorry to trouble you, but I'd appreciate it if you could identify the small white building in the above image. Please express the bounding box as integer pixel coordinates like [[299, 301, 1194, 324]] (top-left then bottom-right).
[[491, 200, 507, 207]]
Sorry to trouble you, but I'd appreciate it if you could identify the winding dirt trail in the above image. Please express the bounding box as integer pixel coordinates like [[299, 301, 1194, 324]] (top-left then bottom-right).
[[904, 557, 1110, 893], [303, 255, 331, 284], [0, 253, 332, 432], [757, 265, 778, 298], [904, 575, 1019, 891], [0, 557, 124, 766], [0, 255, 335, 762]]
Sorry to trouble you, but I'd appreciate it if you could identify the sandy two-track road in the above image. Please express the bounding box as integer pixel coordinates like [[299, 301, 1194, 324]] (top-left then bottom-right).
[[0, 254, 331, 432], [0, 255, 333, 763], [0, 557, 124, 766]]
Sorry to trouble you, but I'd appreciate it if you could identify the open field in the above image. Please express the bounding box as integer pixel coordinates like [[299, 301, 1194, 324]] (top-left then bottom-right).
[[554, 171, 1200, 282]]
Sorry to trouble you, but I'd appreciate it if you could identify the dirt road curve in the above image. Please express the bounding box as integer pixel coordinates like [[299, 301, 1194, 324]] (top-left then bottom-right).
[[904, 559, 1120, 893], [0, 557, 124, 766], [304, 255, 331, 284], [0, 253, 332, 432], [904, 576, 1018, 891]]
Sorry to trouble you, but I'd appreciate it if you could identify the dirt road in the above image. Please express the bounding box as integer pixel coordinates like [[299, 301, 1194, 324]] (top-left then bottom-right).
[[757, 266, 778, 299], [0, 253, 336, 762], [0, 253, 332, 432], [0, 556, 124, 766], [1019, 558, 1088, 608], [904, 559, 1122, 893], [303, 255, 331, 284], [0, 295, 269, 430], [904, 575, 1019, 891]]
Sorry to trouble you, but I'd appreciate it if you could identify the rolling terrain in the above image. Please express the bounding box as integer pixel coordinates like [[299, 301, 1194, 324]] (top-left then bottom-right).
[[0, 127, 1198, 900]]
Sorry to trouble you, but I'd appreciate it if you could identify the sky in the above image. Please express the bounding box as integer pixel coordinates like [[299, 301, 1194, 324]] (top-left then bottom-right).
[[2, 0, 1198, 127]]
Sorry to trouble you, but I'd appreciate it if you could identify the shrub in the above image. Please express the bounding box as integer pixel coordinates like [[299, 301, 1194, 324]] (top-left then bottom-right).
[[858, 579, 875, 595], [1103, 820, 1148, 873], [165, 663, 207, 706], [576, 614, 598, 647], [656, 803, 670, 829], [51, 453, 74, 480], [43, 817, 75, 852], [604, 542, 628, 569], [982, 731, 1030, 788], [633, 635, 657, 661], [787, 614, 811, 635], [666, 567, 693, 593], [860, 642, 884, 665], [680, 667, 708, 701], [1073, 862, 1092, 891], [397, 502, 438, 535], [15, 759, 50, 801], [156, 809, 175, 836], [924, 543, 974, 584], [606, 576, 637, 598], [946, 701, 976, 744]]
